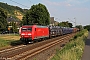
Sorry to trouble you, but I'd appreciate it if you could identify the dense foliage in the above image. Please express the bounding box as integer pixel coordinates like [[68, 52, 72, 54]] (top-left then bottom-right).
[[51, 29, 88, 60], [58, 21, 73, 28], [8, 22, 18, 33], [22, 3, 50, 25], [0, 7, 7, 31], [75, 25, 83, 31], [0, 2, 28, 18], [84, 25, 90, 31], [0, 2, 29, 32]]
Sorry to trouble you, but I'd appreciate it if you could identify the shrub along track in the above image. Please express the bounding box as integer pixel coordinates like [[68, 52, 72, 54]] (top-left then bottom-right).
[[0, 33, 75, 60]]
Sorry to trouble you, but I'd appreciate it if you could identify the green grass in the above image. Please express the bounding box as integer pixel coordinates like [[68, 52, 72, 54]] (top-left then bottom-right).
[[0, 34, 22, 49], [0, 38, 12, 48], [51, 29, 88, 60]]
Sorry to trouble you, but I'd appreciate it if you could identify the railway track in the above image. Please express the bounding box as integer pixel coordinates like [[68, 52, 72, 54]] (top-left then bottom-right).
[[0, 45, 26, 54], [0, 33, 75, 60]]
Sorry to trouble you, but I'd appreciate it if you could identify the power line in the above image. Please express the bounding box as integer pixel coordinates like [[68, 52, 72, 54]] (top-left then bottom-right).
[[28, 0, 34, 5], [74, 18, 76, 26], [9, 0, 30, 8], [68, 18, 76, 27]]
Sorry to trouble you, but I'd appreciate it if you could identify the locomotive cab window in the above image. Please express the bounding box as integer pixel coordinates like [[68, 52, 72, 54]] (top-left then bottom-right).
[[22, 28, 32, 31], [22, 28, 27, 31], [28, 28, 32, 31]]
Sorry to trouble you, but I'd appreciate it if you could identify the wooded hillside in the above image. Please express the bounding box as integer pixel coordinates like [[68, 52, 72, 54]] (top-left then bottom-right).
[[0, 2, 28, 20]]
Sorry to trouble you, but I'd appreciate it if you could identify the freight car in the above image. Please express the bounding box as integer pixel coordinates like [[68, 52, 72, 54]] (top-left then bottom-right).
[[62, 27, 73, 34], [20, 25, 78, 44], [48, 26, 63, 38], [73, 28, 79, 33]]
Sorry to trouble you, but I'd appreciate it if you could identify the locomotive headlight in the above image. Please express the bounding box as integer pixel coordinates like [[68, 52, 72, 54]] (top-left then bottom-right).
[[21, 34, 25, 35], [28, 34, 31, 35]]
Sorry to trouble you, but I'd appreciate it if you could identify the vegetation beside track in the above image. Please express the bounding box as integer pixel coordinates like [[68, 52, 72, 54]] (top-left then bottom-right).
[[51, 29, 88, 60], [0, 34, 22, 49]]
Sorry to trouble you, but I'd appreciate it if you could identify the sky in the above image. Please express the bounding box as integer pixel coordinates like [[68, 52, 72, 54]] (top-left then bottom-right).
[[0, 0, 90, 26]]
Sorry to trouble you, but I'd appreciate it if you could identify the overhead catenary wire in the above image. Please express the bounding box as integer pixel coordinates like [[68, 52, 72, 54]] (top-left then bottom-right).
[[28, 0, 34, 5], [9, 0, 30, 8]]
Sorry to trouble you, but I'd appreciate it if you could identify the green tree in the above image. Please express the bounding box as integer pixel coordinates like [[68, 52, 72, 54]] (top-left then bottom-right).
[[68, 22, 73, 28], [58, 21, 73, 28], [0, 7, 7, 31], [22, 3, 50, 25], [76, 25, 83, 31], [8, 22, 18, 33], [84, 25, 90, 31], [12, 22, 17, 33]]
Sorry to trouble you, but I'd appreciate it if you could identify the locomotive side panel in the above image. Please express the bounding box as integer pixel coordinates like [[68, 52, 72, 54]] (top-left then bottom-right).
[[34, 27, 49, 39]]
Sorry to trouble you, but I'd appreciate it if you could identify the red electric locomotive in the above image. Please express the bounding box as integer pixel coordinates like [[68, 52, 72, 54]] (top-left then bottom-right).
[[20, 25, 49, 43]]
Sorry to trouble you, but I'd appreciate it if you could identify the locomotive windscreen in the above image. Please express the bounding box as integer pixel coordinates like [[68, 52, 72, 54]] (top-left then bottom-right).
[[22, 28, 32, 31]]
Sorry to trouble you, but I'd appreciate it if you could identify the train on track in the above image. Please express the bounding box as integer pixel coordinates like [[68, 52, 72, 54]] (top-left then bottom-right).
[[19, 25, 79, 44]]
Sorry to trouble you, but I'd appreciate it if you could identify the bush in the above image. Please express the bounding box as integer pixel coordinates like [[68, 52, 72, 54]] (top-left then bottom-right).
[[74, 29, 87, 39], [51, 29, 88, 60]]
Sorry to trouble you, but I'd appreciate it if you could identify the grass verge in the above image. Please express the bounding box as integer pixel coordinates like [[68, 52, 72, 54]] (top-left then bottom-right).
[[51, 29, 88, 60], [0, 34, 22, 49], [0, 38, 11, 48]]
